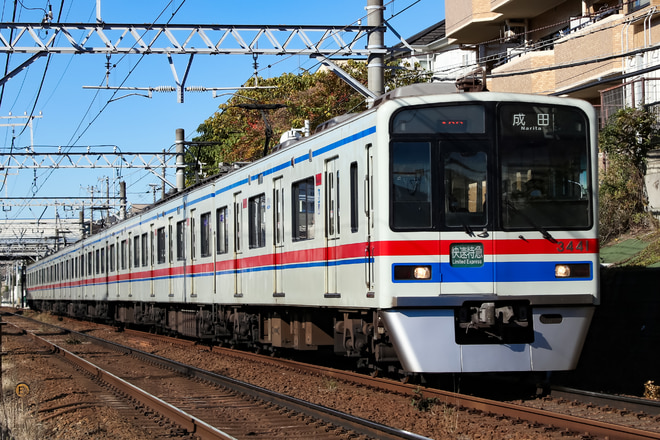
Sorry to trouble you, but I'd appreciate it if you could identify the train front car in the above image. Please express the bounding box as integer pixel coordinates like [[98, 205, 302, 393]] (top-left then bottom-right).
[[377, 88, 599, 373]]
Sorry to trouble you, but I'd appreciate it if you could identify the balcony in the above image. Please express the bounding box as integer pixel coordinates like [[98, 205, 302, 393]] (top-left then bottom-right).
[[490, 0, 570, 19], [446, 0, 502, 43]]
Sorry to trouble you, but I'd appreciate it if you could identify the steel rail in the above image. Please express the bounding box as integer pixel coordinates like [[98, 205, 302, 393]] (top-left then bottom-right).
[[8, 315, 431, 440], [126, 330, 660, 440], [11, 323, 235, 440], [551, 385, 660, 416]]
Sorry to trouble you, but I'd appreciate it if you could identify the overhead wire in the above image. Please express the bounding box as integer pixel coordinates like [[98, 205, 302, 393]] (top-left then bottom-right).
[[5, 1, 187, 223], [28, 1, 188, 206], [0, 0, 63, 196]]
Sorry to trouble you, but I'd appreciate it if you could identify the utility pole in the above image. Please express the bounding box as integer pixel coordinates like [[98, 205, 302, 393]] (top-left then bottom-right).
[[367, 0, 385, 96]]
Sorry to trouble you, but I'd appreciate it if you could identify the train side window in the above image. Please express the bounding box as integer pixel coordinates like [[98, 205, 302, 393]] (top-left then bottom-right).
[[141, 233, 148, 267], [95, 249, 100, 275], [157, 227, 166, 264], [190, 213, 197, 260], [80, 254, 84, 276], [120, 240, 127, 270], [200, 212, 211, 257], [168, 220, 174, 263], [216, 206, 228, 254], [133, 236, 140, 267], [350, 162, 358, 233], [234, 200, 241, 252], [100, 247, 106, 274], [292, 177, 315, 241], [176, 220, 186, 260], [150, 227, 155, 266], [248, 194, 266, 248], [109, 244, 115, 272], [87, 251, 93, 275]]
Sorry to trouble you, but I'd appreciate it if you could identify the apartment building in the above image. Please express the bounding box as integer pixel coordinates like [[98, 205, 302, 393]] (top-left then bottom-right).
[[444, 0, 660, 106], [390, 21, 479, 88]]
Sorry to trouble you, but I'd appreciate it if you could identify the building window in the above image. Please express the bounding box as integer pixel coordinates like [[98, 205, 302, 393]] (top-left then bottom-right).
[[249, 194, 266, 248], [292, 177, 315, 241], [630, 0, 650, 12]]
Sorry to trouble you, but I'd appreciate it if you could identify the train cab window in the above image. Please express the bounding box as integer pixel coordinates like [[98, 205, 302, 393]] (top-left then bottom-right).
[[176, 220, 185, 260], [249, 194, 266, 248], [444, 151, 488, 228], [200, 212, 211, 257], [292, 177, 315, 241], [216, 207, 228, 254], [391, 142, 432, 229], [133, 236, 140, 267], [141, 233, 148, 267], [499, 104, 591, 229], [157, 227, 166, 264]]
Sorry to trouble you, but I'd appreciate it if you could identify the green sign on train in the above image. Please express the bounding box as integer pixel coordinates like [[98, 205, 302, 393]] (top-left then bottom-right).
[[450, 243, 484, 267]]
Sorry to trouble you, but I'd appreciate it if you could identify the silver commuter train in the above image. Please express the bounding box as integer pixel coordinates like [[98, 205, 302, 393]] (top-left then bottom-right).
[[26, 83, 600, 373]]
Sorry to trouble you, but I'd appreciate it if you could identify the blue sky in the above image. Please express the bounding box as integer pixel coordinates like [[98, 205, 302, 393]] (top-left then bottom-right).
[[0, 0, 444, 223]]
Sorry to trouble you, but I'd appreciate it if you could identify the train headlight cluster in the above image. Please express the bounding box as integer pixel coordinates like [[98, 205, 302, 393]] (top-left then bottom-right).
[[413, 266, 431, 279], [393, 265, 432, 280], [555, 263, 591, 278]]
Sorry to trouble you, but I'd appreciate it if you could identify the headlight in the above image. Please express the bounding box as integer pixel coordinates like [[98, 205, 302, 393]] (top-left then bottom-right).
[[413, 266, 431, 279], [555, 264, 571, 278], [555, 263, 591, 278], [393, 265, 432, 280]]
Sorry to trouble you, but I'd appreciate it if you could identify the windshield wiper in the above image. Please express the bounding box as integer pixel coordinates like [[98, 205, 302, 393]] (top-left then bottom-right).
[[504, 199, 558, 243], [462, 222, 475, 237]]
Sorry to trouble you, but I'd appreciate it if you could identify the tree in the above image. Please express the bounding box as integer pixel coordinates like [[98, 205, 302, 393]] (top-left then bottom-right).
[[599, 107, 659, 242], [184, 60, 431, 184]]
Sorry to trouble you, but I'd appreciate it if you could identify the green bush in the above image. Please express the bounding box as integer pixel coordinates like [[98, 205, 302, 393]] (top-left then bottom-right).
[[599, 107, 659, 243]]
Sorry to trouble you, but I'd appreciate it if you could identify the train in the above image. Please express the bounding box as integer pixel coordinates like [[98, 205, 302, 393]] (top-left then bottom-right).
[[25, 83, 599, 374]]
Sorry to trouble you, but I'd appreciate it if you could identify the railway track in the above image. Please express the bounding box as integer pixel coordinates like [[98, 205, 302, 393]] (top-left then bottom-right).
[[550, 385, 660, 416], [5, 311, 660, 440], [3, 314, 429, 440], [121, 328, 660, 440]]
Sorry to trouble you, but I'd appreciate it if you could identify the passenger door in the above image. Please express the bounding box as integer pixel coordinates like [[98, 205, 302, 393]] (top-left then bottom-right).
[[273, 177, 285, 296], [325, 157, 340, 297], [233, 192, 243, 297], [364, 145, 375, 294], [440, 144, 494, 296]]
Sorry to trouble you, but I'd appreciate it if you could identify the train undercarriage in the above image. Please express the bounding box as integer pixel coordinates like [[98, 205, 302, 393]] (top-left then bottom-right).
[[27, 299, 401, 371]]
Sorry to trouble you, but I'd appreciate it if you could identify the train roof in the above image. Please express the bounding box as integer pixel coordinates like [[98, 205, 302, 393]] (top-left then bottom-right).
[[372, 82, 458, 106]]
